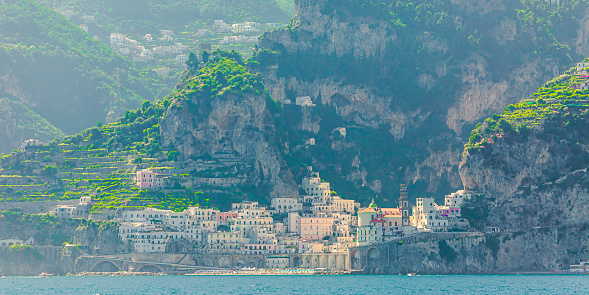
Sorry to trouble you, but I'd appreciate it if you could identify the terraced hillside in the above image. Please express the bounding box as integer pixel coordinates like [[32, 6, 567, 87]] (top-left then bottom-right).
[[460, 61, 589, 229]]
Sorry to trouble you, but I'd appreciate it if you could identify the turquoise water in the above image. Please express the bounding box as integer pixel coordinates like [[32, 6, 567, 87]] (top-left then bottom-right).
[[2, 275, 589, 294]]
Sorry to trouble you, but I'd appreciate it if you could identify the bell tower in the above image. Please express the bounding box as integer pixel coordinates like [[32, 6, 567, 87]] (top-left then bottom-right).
[[399, 184, 410, 226]]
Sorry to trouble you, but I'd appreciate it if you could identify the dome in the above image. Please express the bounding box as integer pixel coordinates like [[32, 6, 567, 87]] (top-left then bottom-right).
[[369, 198, 378, 208]]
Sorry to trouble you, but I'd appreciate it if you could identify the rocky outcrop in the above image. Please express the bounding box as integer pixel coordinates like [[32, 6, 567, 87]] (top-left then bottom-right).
[[459, 120, 589, 228], [253, 0, 585, 204], [358, 226, 589, 274], [160, 91, 298, 197]]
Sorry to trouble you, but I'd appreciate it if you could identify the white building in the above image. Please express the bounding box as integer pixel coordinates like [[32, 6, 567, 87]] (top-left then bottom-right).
[[176, 54, 189, 64], [271, 197, 302, 213], [577, 62, 589, 72], [302, 172, 331, 203], [232, 23, 246, 33], [110, 33, 125, 45], [79, 24, 88, 33], [296, 96, 316, 107], [266, 256, 290, 269], [412, 197, 448, 231], [206, 232, 241, 252]]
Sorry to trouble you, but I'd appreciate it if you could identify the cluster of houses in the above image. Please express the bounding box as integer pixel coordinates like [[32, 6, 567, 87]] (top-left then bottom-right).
[[212, 20, 281, 34], [219, 35, 258, 45], [108, 31, 189, 65], [49, 169, 472, 259]]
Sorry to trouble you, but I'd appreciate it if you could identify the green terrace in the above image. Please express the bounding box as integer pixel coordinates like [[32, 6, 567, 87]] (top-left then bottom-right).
[[465, 64, 589, 153]]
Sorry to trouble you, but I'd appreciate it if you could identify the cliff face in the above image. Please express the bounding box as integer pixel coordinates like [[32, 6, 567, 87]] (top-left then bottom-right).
[[0, 217, 122, 275], [360, 225, 589, 274], [458, 61, 589, 228], [160, 91, 298, 197], [253, 0, 588, 204], [158, 55, 298, 198], [460, 117, 589, 228]]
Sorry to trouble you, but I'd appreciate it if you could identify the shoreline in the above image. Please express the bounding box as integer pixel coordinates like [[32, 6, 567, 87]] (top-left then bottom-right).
[[3, 270, 584, 277], [2, 273, 587, 278]]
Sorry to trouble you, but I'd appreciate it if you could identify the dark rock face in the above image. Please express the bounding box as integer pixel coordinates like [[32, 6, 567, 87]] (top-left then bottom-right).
[[250, 0, 589, 204], [460, 120, 589, 228], [355, 226, 589, 274]]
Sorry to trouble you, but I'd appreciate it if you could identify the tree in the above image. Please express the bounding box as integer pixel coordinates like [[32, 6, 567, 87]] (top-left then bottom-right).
[[141, 100, 151, 111], [42, 165, 57, 176]]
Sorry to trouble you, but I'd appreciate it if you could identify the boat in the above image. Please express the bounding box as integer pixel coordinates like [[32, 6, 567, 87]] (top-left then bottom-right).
[[39, 272, 55, 277], [407, 273, 417, 276]]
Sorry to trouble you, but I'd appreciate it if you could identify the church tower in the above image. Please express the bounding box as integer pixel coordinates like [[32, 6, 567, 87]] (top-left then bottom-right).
[[399, 184, 410, 226]]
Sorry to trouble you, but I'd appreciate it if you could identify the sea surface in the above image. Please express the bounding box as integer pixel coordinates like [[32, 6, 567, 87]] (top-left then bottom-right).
[[2, 275, 589, 294]]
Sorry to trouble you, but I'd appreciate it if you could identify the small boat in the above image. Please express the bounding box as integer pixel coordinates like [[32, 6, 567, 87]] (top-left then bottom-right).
[[407, 273, 417, 276], [39, 272, 55, 277]]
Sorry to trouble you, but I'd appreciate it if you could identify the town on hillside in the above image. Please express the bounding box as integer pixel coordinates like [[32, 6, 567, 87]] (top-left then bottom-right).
[[46, 168, 472, 271], [56, 7, 285, 76]]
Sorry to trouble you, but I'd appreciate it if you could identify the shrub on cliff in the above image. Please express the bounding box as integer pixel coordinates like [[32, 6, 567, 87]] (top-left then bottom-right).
[[438, 240, 457, 263], [6, 244, 42, 262]]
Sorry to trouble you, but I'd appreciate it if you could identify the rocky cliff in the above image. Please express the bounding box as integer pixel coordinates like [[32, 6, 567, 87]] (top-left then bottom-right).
[[251, 0, 589, 205], [160, 53, 298, 198], [0, 214, 122, 275], [459, 69, 589, 229], [358, 225, 589, 274]]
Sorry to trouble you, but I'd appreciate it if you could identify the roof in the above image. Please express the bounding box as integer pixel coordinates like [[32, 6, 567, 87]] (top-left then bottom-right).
[[370, 219, 386, 223], [358, 208, 378, 214], [381, 208, 401, 215]]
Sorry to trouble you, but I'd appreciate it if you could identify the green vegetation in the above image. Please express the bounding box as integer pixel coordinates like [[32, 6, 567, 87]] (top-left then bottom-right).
[[0, 0, 168, 143], [0, 50, 263, 212], [465, 67, 589, 153], [0, 98, 65, 151], [273, 0, 294, 15], [179, 49, 265, 99], [250, 0, 589, 205], [35, 0, 291, 36]]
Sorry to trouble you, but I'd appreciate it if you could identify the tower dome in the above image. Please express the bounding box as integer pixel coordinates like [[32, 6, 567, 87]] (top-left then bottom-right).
[[369, 198, 378, 208]]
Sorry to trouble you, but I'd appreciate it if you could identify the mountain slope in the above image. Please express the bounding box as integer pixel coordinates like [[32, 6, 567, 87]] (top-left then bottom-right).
[[0, 97, 65, 152], [460, 65, 589, 229], [250, 0, 589, 205], [34, 0, 292, 37], [0, 0, 166, 151]]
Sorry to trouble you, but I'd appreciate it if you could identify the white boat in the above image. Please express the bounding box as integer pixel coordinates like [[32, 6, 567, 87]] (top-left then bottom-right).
[[39, 272, 55, 277]]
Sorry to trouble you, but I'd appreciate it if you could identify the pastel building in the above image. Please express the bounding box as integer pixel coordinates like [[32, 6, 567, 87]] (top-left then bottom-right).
[[135, 169, 166, 189], [300, 217, 334, 240]]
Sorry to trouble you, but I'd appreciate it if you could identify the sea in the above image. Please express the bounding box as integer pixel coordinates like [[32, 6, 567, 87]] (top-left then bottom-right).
[[1, 275, 588, 294]]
